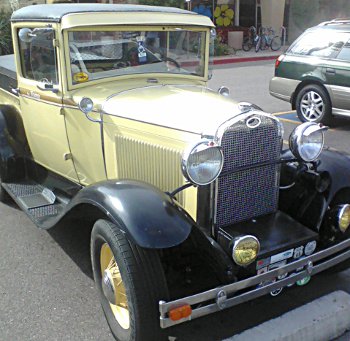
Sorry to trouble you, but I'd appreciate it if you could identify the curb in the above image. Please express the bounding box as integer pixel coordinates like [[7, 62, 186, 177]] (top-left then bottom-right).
[[222, 290, 350, 341], [213, 54, 279, 65]]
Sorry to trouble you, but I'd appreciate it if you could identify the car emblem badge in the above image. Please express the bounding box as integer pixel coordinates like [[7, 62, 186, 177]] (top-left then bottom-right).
[[246, 116, 261, 129]]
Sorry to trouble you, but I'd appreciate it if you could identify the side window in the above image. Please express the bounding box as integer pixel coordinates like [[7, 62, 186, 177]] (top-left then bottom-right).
[[18, 28, 58, 84], [288, 30, 348, 59], [336, 38, 350, 61]]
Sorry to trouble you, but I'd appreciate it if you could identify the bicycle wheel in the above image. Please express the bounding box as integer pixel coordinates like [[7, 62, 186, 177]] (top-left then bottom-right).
[[255, 36, 261, 52], [271, 36, 282, 51], [242, 38, 252, 51], [260, 37, 268, 50]]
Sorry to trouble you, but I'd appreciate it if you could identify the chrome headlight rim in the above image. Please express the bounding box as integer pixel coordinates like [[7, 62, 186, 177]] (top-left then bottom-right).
[[79, 97, 94, 114], [232, 235, 260, 266], [181, 139, 224, 186], [289, 122, 326, 162]]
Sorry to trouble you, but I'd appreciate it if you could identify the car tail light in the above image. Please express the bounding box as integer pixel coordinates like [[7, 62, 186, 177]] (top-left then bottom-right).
[[275, 54, 285, 69]]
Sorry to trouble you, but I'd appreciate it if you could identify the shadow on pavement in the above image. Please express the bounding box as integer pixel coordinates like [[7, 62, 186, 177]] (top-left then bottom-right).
[[47, 218, 94, 279]]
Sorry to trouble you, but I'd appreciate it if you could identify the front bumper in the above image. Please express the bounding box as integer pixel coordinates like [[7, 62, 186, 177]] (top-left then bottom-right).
[[159, 237, 350, 328]]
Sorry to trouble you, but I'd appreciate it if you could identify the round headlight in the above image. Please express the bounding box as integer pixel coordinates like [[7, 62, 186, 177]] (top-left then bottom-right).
[[232, 235, 260, 266], [79, 97, 94, 114], [289, 122, 327, 162], [182, 140, 223, 186]]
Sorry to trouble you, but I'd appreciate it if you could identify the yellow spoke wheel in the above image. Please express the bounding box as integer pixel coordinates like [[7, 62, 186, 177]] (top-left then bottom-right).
[[91, 219, 169, 341], [100, 243, 130, 330]]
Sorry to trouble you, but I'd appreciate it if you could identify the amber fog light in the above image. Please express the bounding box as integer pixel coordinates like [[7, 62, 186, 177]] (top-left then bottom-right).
[[338, 204, 350, 233], [232, 235, 260, 266]]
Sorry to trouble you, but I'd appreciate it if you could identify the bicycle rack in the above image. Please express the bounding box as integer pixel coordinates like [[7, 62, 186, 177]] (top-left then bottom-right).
[[280, 26, 287, 47]]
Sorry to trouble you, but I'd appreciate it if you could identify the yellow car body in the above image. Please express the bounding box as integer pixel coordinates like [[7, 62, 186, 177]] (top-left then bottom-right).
[[8, 4, 224, 220]]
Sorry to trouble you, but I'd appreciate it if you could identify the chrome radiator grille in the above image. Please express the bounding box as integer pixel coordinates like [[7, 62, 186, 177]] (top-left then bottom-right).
[[215, 114, 282, 228]]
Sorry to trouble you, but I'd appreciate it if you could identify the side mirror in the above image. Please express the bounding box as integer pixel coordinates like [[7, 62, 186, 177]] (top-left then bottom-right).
[[18, 27, 54, 43], [18, 28, 35, 43]]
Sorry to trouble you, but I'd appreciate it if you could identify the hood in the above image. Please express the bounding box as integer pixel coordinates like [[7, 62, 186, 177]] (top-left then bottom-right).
[[101, 84, 245, 136]]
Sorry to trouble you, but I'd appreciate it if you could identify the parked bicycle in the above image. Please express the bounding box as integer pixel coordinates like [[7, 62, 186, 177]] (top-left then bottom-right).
[[255, 26, 282, 52], [242, 26, 259, 52]]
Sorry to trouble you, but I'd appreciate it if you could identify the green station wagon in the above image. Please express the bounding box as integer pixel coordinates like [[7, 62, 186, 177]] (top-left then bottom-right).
[[270, 19, 350, 124]]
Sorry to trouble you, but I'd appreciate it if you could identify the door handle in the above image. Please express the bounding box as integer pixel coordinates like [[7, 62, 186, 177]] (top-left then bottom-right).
[[10, 87, 20, 96], [326, 68, 336, 74]]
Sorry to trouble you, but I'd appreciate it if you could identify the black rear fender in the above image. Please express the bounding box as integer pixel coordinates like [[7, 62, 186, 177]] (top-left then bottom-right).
[[0, 106, 28, 181]]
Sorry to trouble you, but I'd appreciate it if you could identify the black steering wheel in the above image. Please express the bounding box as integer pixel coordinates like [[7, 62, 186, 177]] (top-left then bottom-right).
[[163, 56, 181, 69]]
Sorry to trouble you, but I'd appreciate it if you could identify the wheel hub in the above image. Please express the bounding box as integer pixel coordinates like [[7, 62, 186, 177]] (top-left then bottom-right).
[[102, 269, 116, 305], [300, 91, 324, 121]]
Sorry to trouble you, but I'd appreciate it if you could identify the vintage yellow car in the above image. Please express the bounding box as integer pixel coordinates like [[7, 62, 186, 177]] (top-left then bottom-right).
[[1, 3, 350, 341]]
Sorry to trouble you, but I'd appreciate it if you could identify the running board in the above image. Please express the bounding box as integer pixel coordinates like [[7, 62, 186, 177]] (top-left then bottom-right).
[[2, 181, 66, 227]]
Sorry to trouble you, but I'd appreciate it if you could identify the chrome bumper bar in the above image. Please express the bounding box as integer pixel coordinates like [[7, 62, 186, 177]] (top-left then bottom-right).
[[159, 238, 350, 328]]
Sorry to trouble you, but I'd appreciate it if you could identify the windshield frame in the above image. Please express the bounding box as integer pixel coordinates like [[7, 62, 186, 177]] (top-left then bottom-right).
[[63, 25, 210, 90]]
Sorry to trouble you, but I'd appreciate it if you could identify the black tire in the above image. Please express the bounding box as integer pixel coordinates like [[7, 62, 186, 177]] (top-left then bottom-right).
[[271, 36, 282, 51], [242, 38, 252, 51], [0, 174, 10, 203], [91, 219, 169, 341], [255, 36, 261, 52], [295, 84, 332, 125]]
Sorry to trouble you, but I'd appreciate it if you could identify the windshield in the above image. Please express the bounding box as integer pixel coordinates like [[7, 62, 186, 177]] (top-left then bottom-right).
[[68, 29, 207, 84]]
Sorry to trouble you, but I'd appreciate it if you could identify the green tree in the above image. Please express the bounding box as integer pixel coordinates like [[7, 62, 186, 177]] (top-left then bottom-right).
[[0, 10, 13, 55]]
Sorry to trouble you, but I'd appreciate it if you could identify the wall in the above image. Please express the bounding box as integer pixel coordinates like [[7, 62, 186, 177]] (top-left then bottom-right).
[[260, 0, 285, 33], [288, 0, 350, 43]]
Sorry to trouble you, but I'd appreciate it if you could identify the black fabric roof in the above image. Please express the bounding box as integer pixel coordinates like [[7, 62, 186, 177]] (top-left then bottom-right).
[[11, 4, 195, 23]]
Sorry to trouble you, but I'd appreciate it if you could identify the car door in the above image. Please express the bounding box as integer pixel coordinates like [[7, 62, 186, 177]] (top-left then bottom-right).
[[16, 25, 79, 182], [322, 34, 350, 112]]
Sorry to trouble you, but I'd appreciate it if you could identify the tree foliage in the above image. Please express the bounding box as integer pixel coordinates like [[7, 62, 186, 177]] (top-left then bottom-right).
[[0, 10, 13, 55]]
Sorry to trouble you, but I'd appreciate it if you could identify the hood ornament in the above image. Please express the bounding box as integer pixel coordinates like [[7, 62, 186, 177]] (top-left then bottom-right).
[[246, 116, 261, 129]]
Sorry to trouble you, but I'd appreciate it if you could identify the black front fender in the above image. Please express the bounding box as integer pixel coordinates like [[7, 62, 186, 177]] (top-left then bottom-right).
[[280, 148, 350, 230], [68, 180, 194, 249], [317, 148, 350, 204], [282, 148, 350, 204]]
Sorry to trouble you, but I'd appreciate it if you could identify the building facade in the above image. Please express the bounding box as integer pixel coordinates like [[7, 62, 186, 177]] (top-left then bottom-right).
[[3, 0, 350, 45]]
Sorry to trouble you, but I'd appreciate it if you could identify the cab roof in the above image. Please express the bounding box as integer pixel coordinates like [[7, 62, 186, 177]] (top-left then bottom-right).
[[12, 4, 195, 22], [11, 4, 214, 29]]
